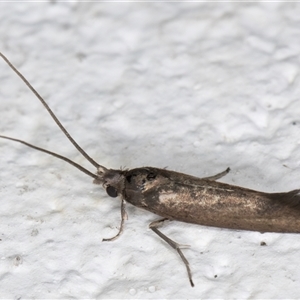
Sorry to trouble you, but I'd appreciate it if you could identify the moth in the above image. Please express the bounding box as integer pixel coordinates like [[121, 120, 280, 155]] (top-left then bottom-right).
[[1, 52, 300, 287]]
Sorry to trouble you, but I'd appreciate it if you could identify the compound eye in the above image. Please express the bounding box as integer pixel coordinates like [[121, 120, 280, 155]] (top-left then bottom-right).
[[106, 186, 118, 198]]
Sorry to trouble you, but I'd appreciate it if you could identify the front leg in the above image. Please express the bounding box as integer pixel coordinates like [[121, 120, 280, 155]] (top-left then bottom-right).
[[149, 218, 194, 287], [103, 199, 127, 242]]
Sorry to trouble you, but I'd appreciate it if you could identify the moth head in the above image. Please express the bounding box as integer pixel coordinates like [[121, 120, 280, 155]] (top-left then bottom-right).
[[93, 167, 125, 198]]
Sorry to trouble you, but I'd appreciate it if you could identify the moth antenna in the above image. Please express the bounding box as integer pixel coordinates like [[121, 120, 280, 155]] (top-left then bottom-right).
[[0, 135, 98, 179], [0, 52, 106, 171]]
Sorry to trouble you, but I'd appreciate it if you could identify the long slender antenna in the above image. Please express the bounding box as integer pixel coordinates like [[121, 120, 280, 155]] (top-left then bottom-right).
[[0, 52, 106, 170], [0, 135, 98, 179]]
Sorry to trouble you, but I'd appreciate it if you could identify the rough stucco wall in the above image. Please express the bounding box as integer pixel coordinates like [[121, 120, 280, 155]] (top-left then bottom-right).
[[0, 2, 300, 298]]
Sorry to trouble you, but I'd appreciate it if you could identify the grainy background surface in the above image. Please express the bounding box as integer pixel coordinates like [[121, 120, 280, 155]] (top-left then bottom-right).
[[1, 2, 300, 298]]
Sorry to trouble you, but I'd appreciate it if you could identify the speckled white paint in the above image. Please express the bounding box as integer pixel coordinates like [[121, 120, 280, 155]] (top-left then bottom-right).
[[1, 2, 300, 298]]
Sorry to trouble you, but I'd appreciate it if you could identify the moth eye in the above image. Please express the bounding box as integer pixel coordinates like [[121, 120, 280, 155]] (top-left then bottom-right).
[[106, 186, 118, 198]]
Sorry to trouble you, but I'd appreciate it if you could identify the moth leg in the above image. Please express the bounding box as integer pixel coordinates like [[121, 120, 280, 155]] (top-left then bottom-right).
[[202, 167, 230, 181], [103, 199, 127, 242], [149, 218, 194, 287]]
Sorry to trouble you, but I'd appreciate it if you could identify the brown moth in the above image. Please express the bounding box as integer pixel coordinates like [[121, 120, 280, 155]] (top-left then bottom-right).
[[1, 52, 299, 287]]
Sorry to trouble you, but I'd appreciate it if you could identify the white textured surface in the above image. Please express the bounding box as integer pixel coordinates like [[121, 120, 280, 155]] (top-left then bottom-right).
[[1, 2, 300, 298]]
